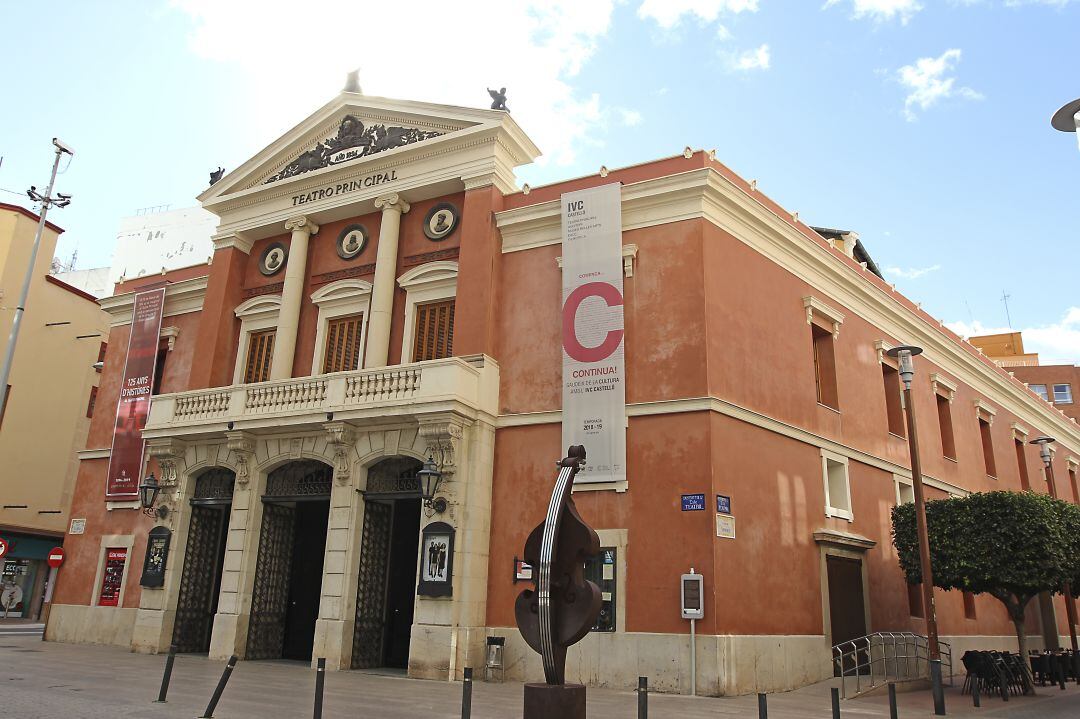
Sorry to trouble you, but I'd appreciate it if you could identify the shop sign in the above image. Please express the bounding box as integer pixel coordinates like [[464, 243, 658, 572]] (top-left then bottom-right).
[[417, 522, 454, 597], [106, 288, 165, 499], [716, 494, 732, 515], [716, 513, 736, 540], [681, 493, 706, 511], [560, 183, 626, 485], [140, 527, 171, 588]]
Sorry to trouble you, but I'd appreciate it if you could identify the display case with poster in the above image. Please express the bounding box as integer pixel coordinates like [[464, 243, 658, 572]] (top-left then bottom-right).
[[417, 522, 454, 597], [98, 547, 128, 606]]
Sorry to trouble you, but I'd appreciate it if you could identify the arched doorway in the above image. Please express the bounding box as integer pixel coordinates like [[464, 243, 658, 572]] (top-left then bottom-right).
[[246, 460, 333, 661], [352, 457, 422, 670], [172, 468, 235, 653]]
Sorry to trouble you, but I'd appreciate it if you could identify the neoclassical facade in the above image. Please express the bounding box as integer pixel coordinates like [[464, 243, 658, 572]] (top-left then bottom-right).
[[49, 87, 1080, 695]]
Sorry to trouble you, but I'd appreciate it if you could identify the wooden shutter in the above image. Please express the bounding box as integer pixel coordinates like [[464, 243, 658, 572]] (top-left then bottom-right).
[[412, 300, 455, 361], [244, 330, 276, 384], [322, 314, 364, 373]]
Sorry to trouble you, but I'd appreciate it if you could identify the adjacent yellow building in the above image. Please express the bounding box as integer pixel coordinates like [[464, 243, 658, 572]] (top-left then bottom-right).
[[0, 202, 109, 620]]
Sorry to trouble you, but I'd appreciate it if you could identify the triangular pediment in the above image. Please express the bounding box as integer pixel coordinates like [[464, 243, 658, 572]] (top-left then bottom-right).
[[199, 93, 539, 209]]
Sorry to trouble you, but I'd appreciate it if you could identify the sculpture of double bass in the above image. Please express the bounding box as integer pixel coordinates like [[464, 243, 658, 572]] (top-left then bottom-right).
[[515, 445, 601, 717]]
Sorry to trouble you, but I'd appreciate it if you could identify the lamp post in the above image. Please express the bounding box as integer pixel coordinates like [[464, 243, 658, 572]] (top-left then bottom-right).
[[1029, 435, 1080, 663], [887, 344, 945, 715], [1051, 97, 1080, 151], [416, 457, 447, 514]]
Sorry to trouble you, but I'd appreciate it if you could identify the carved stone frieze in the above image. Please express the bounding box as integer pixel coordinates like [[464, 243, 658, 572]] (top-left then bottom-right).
[[146, 438, 188, 487], [418, 420, 466, 477], [225, 430, 256, 485], [324, 421, 357, 484]]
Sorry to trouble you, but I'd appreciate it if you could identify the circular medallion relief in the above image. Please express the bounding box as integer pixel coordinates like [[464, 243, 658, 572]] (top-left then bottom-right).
[[337, 224, 369, 260], [423, 203, 460, 241], [259, 242, 288, 276]]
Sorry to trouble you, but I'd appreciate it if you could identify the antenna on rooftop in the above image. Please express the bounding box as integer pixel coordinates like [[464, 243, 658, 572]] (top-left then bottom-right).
[[1001, 290, 1013, 329]]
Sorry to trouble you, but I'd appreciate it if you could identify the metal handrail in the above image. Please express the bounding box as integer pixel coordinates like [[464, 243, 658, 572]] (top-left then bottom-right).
[[832, 632, 953, 698]]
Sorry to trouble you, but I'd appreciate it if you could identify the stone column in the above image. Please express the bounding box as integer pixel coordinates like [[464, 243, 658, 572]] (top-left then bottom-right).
[[364, 193, 409, 368], [270, 216, 319, 380]]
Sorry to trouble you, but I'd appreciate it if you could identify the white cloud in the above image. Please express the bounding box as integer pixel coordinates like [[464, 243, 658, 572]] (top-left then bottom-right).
[[637, 0, 759, 28], [824, 0, 924, 23], [884, 264, 941, 279], [946, 308, 1080, 364], [619, 109, 644, 127], [171, 0, 616, 167], [897, 48, 984, 121], [727, 44, 771, 71]]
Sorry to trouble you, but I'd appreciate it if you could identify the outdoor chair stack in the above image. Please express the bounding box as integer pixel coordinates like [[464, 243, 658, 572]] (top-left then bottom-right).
[[961, 650, 1028, 699]]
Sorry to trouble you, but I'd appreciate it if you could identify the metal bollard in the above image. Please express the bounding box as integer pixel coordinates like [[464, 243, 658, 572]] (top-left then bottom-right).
[[154, 644, 177, 703], [313, 657, 325, 719], [831, 687, 841, 719], [461, 666, 473, 719], [888, 682, 897, 719], [972, 678, 980, 707], [1059, 657, 1067, 691], [637, 676, 648, 719], [199, 654, 238, 719], [757, 692, 767, 719]]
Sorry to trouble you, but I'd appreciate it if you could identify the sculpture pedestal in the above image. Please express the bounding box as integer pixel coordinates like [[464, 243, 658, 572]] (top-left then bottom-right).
[[523, 682, 586, 719]]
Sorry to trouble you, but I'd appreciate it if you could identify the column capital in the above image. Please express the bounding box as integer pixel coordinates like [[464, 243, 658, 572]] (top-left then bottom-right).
[[374, 193, 410, 214], [284, 215, 319, 235]]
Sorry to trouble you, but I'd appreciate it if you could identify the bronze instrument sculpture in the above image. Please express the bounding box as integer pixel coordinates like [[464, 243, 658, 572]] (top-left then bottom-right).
[[515, 445, 601, 717]]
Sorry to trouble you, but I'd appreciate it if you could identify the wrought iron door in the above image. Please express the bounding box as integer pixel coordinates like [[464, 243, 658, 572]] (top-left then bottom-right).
[[351, 500, 393, 668], [246, 503, 296, 659], [172, 505, 227, 653]]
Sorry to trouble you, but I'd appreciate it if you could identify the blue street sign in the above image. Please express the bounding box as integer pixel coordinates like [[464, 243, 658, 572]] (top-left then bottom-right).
[[716, 494, 732, 515], [681, 493, 706, 511]]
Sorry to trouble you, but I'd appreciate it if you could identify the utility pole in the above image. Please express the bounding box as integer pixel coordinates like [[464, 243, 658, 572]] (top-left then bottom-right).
[[0, 138, 74, 420]]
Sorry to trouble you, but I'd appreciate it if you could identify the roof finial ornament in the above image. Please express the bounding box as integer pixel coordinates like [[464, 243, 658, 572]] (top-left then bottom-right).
[[344, 69, 362, 94], [487, 87, 509, 111]]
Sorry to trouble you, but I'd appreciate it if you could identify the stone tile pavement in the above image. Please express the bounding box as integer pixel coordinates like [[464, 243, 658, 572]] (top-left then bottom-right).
[[1, 634, 1078, 718]]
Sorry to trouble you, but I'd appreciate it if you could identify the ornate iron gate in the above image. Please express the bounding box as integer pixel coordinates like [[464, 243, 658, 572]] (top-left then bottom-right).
[[351, 500, 392, 668], [172, 469, 235, 654], [246, 503, 296, 659]]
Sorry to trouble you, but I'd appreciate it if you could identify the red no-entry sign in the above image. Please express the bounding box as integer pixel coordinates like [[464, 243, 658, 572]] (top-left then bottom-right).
[[0, 538, 8, 559], [47, 547, 65, 568]]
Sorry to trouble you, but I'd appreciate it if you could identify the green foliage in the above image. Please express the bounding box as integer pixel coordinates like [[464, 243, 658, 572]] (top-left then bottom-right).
[[891, 491, 1080, 607]]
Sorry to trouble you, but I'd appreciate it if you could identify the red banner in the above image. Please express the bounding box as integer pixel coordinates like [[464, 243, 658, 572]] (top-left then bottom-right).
[[105, 288, 165, 499]]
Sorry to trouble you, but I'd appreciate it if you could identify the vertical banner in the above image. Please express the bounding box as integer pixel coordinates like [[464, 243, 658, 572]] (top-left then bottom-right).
[[105, 288, 165, 499], [561, 183, 626, 485]]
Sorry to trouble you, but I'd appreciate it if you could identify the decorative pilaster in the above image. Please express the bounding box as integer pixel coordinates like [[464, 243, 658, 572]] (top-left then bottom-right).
[[365, 193, 410, 368], [323, 421, 356, 484], [146, 438, 187, 487], [270, 216, 319, 379], [225, 430, 256, 484]]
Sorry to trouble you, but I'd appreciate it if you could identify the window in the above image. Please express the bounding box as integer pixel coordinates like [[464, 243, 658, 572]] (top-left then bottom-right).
[[812, 323, 839, 410], [882, 364, 905, 437], [1053, 384, 1073, 404], [907, 583, 924, 618], [1030, 384, 1049, 402], [963, 591, 977, 620], [322, 314, 364, 373], [979, 418, 997, 478], [151, 348, 167, 395], [1070, 467, 1079, 505], [412, 299, 455, 362], [822, 453, 852, 520], [896, 481, 915, 505], [583, 547, 617, 632], [86, 386, 98, 418], [936, 395, 956, 460], [1015, 439, 1031, 491], [244, 329, 276, 384]]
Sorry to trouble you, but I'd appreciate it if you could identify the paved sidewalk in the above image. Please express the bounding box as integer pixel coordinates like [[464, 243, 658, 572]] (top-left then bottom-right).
[[2, 634, 1078, 718]]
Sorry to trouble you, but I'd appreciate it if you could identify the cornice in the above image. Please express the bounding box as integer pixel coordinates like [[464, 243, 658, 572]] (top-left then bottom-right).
[[100, 276, 209, 327]]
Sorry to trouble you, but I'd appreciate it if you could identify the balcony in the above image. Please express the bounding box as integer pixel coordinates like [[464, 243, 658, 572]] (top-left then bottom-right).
[[143, 355, 499, 439]]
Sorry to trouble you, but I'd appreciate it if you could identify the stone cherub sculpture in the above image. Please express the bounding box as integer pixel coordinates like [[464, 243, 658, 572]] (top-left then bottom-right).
[[487, 87, 509, 111]]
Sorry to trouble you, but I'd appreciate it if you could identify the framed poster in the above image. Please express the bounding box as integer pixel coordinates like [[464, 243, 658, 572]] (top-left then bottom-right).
[[98, 547, 128, 606], [140, 527, 171, 588], [417, 522, 455, 597]]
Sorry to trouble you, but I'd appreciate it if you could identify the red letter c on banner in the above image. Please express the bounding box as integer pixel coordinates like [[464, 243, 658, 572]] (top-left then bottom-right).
[[562, 282, 624, 362]]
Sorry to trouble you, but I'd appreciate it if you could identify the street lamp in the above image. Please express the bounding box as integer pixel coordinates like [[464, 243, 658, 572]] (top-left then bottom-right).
[[416, 457, 447, 514], [1029, 435, 1080, 667], [1051, 97, 1080, 151], [886, 344, 946, 715], [138, 473, 169, 519]]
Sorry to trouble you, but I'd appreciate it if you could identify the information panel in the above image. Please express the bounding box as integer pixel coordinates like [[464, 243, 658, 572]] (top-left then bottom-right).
[[106, 288, 165, 499], [560, 183, 626, 485]]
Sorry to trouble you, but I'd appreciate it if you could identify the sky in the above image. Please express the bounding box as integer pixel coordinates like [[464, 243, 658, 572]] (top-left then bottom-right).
[[1, 0, 1078, 361]]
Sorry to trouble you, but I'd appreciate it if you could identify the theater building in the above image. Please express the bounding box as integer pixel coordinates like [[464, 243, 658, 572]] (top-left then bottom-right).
[[47, 86, 1080, 695]]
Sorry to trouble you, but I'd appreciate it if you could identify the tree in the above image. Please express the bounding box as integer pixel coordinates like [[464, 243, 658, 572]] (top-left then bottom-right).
[[892, 491, 1080, 679]]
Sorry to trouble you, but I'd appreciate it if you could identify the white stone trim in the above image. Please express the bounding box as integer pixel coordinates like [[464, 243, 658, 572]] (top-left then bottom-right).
[[397, 262, 458, 363], [1011, 422, 1029, 441], [78, 448, 111, 460], [310, 280, 372, 375], [874, 340, 894, 365], [803, 296, 845, 338], [975, 399, 997, 425], [90, 534, 135, 608], [160, 326, 180, 352], [820, 449, 853, 521], [101, 276, 208, 327], [212, 231, 254, 254], [1067, 455, 1079, 471], [893, 475, 915, 505], [930, 373, 958, 402], [232, 295, 282, 385]]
